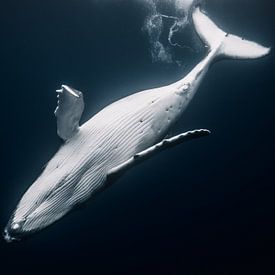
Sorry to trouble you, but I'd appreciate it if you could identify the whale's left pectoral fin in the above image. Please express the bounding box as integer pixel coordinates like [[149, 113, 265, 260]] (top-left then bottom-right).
[[54, 85, 85, 141], [107, 129, 210, 180]]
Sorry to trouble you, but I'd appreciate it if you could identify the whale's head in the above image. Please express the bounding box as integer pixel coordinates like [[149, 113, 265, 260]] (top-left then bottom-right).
[[3, 166, 80, 242], [3, 188, 72, 242], [3, 125, 100, 243], [3, 188, 73, 242], [3, 203, 70, 243]]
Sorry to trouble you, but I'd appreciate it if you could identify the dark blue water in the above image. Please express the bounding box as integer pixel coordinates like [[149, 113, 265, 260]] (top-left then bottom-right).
[[1, 0, 274, 274]]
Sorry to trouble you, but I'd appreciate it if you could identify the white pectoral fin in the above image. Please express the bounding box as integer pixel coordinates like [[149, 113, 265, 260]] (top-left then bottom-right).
[[54, 85, 85, 141], [107, 129, 210, 180]]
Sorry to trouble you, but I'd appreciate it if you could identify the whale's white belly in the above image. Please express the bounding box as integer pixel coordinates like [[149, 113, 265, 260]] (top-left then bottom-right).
[[13, 86, 184, 230]]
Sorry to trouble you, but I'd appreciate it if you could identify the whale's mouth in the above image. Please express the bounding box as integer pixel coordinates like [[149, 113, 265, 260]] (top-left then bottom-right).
[[3, 227, 21, 243], [3, 216, 29, 243]]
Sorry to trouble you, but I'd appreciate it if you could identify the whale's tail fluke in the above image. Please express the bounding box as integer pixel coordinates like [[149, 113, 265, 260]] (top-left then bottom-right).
[[192, 7, 271, 60]]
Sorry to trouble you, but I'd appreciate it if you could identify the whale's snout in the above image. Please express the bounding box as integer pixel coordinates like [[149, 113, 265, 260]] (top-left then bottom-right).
[[3, 220, 27, 243], [3, 165, 78, 242]]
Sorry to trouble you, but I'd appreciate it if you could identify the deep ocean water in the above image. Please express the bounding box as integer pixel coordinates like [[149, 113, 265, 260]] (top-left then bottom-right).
[[1, 0, 275, 274]]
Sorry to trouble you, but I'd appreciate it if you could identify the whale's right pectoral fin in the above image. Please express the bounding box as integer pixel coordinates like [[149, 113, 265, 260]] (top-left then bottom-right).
[[54, 85, 85, 141], [107, 129, 210, 181]]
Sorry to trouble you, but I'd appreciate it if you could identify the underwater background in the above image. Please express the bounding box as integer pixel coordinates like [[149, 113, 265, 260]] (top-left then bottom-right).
[[1, 0, 275, 274]]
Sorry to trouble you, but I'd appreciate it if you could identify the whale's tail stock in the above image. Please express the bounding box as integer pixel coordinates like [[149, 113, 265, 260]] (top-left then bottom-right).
[[192, 6, 271, 60]]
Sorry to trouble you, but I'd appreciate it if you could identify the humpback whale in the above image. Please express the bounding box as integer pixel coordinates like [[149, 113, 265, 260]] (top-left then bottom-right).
[[4, 7, 270, 242]]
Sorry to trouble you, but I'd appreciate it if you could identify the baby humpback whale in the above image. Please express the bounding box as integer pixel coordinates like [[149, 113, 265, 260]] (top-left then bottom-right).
[[4, 7, 270, 242]]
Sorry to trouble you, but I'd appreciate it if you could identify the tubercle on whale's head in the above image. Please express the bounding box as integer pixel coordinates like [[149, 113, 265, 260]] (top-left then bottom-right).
[[3, 139, 92, 242]]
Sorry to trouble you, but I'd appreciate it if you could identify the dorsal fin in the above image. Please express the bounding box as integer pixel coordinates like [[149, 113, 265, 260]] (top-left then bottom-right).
[[54, 85, 84, 141]]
